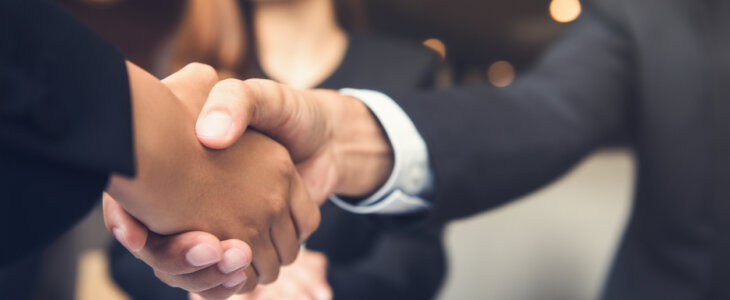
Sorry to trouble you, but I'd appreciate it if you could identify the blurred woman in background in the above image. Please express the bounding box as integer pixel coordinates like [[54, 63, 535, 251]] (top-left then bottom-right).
[[61, 0, 446, 299]]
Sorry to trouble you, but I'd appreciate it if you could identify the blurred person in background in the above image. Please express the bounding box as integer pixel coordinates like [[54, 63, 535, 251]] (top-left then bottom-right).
[[59, 0, 446, 299], [133, 0, 730, 299]]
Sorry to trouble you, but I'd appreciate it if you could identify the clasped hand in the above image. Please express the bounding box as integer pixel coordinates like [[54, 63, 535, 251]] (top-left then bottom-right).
[[103, 63, 322, 299], [105, 62, 391, 300]]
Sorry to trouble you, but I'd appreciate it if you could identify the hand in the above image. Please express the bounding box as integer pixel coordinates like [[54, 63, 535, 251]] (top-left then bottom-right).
[[192, 79, 394, 203], [103, 193, 253, 299], [105, 63, 321, 296], [189, 250, 333, 300]]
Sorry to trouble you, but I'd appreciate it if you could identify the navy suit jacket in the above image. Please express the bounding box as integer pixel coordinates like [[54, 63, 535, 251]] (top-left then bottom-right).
[[390, 0, 730, 298], [0, 0, 133, 266]]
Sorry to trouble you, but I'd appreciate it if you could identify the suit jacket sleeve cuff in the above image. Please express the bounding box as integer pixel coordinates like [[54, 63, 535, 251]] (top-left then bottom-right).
[[328, 88, 433, 215]]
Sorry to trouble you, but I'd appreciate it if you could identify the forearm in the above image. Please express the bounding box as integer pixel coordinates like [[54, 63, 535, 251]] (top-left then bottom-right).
[[0, 0, 136, 265], [387, 10, 633, 221]]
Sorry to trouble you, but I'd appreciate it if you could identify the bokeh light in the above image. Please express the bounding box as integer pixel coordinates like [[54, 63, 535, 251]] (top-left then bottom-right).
[[550, 0, 582, 23], [423, 38, 447, 60], [487, 61, 515, 87]]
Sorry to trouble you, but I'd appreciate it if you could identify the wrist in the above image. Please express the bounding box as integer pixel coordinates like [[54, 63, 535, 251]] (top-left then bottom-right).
[[107, 62, 202, 234], [326, 93, 394, 197]]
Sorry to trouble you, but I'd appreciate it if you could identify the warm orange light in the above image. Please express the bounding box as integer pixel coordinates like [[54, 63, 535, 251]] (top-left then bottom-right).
[[423, 38, 447, 60], [487, 61, 515, 88], [550, 0, 582, 23]]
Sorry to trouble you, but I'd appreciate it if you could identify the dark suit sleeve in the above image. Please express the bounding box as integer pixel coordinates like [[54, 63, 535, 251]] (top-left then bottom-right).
[[327, 225, 446, 300], [0, 0, 134, 266], [390, 7, 635, 222], [323, 47, 446, 300]]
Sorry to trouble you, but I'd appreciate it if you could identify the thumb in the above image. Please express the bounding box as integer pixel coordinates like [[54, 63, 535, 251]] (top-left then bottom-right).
[[102, 193, 148, 253], [195, 78, 255, 150], [196, 78, 294, 150], [195, 78, 333, 159]]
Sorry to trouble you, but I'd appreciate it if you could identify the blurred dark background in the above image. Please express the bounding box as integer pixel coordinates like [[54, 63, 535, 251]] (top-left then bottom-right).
[[366, 0, 568, 83]]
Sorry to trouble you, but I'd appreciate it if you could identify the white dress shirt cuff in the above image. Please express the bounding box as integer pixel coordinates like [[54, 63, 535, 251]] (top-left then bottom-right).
[[328, 88, 433, 215]]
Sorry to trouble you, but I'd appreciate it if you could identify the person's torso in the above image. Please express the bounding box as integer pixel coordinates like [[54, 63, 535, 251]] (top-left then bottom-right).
[[593, 0, 730, 298]]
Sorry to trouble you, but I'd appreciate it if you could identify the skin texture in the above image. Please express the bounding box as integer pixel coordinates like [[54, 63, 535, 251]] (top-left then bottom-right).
[[104, 193, 254, 297], [187, 78, 393, 300], [254, 0, 348, 89], [104, 74, 392, 300], [104, 62, 320, 298], [194, 78, 394, 200]]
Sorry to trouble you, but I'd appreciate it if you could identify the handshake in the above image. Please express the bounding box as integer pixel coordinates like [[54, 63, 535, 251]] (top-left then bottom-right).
[[103, 62, 394, 299]]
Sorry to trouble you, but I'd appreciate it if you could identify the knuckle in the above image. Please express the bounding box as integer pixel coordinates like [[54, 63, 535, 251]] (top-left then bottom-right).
[[224, 239, 253, 261], [281, 247, 299, 266], [244, 78, 275, 90], [187, 62, 217, 79], [238, 272, 258, 293], [213, 79, 259, 114], [245, 226, 265, 245], [216, 78, 248, 98], [304, 206, 322, 235], [271, 150, 296, 178], [258, 266, 280, 284], [268, 195, 289, 217], [275, 142, 294, 158], [245, 78, 285, 106]]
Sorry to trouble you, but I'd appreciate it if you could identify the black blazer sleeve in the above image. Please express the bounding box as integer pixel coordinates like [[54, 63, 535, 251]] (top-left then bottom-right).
[[390, 7, 635, 223], [321, 43, 446, 300], [0, 0, 134, 266]]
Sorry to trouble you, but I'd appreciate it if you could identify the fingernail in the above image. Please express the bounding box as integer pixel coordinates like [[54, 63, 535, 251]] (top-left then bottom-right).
[[218, 248, 250, 274], [186, 244, 221, 267], [112, 227, 129, 250], [222, 270, 247, 288], [197, 111, 232, 138]]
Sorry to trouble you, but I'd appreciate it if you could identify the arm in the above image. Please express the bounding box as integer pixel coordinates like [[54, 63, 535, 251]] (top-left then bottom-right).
[[0, 0, 134, 266], [186, 5, 634, 223], [386, 7, 635, 221]]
